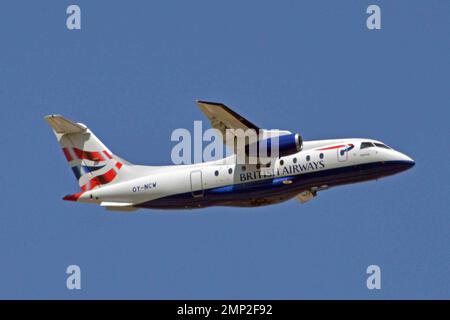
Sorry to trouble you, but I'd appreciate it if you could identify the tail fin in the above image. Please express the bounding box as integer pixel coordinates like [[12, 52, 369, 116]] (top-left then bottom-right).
[[45, 115, 129, 201]]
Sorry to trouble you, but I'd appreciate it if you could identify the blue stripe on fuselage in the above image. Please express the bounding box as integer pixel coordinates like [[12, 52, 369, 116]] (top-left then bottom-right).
[[136, 160, 413, 209]]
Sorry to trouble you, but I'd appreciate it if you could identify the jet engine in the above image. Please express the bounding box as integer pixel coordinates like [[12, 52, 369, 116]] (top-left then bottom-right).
[[246, 133, 302, 158]]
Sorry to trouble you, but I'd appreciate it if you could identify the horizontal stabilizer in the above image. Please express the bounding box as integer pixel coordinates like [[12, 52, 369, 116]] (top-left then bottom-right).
[[44, 114, 87, 134]]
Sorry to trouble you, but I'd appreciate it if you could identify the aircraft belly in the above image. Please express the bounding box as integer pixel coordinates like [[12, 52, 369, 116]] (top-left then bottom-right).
[[135, 161, 407, 210]]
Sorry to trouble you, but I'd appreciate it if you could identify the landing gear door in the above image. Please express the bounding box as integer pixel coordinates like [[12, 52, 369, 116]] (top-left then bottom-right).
[[337, 146, 348, 162], [190, 170, 204, 197]]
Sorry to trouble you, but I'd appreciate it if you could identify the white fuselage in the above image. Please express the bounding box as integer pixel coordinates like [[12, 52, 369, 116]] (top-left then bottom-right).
[[77, 138, 414, 209]]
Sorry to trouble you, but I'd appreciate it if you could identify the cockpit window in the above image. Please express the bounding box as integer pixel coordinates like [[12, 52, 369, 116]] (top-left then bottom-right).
[[374, 143, 391, 149], [360, 142, 375, 149]]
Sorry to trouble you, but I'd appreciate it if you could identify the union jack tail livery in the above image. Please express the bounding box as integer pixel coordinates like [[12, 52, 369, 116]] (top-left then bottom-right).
[[45, 115, 129, 202]]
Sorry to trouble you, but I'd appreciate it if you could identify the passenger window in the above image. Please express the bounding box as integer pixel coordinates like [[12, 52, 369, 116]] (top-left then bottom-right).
[[280, 159, 284, 166], [360, 142, 375, 149], [293, 157, 297, 163], [241, 165, 246, 171], [319, 153, 324, 159], [228, 168, 233, 174], [214, 170, 219, 176], [306, 155, 310, 161]]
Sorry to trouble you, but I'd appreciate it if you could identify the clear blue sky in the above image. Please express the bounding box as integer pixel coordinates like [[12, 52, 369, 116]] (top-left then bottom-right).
[[0, 0, 448, 299]]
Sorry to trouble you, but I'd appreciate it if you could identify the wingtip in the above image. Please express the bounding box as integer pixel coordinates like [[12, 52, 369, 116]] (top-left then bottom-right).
[[196, 100, 225, 107]]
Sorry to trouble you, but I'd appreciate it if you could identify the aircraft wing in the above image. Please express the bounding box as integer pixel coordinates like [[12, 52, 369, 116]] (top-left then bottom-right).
[[197, 100, 260, 137], [197, 100, 292, 153]]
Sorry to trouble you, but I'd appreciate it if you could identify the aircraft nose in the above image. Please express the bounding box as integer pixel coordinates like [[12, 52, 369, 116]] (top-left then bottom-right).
[[404, 159, 415, 169], [399, 153, 415, 170]]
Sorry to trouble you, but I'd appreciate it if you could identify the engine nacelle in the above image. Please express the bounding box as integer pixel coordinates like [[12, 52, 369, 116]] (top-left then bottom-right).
[[246, 133, 302, 158]]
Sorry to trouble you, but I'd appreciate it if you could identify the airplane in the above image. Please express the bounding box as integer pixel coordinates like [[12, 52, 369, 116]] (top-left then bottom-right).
[[45, 101, 415, 211]]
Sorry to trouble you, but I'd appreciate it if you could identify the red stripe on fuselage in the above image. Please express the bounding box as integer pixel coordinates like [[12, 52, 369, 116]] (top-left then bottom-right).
[[317, 144, 346, 151]]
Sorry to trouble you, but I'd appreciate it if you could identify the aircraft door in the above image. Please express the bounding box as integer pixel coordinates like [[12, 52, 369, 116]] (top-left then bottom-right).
[[190, 170, 204, 197], [337, 146, 348, 162]]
